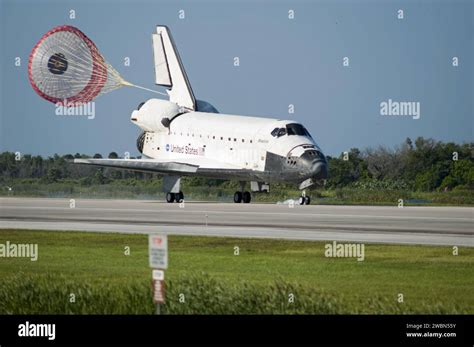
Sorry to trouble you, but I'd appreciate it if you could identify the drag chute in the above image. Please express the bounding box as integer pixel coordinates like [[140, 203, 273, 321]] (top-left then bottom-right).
[[28, 25, 162, 106]]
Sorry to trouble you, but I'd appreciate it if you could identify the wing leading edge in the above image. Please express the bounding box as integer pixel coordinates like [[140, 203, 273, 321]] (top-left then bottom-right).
[[73, 158, 198, 174], [73, 158, 259, 180]]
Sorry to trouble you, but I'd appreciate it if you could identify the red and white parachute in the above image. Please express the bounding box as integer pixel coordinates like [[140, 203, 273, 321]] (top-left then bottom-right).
[[28, 25, 160, 106]]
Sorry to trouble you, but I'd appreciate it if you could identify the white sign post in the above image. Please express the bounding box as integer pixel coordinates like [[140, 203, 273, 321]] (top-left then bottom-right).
[[152, 269, 165, 281], [149, 234, 168, 314]]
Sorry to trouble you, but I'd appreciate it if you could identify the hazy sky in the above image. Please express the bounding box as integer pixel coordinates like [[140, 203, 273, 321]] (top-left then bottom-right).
[[1, 0, 472, 157]]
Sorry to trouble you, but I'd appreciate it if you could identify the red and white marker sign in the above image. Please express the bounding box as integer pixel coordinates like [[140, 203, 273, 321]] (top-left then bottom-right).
[[153, 280, 165, 304], [149, 234, 168, 307]]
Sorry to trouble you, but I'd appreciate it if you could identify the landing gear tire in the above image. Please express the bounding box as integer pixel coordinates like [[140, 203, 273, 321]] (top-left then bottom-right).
[[234, 191, 242, 203], [299, 196, 310, 205], [166, 192, 175, 203], [176, 191, 184, 203], [243, 191, 251, 203]]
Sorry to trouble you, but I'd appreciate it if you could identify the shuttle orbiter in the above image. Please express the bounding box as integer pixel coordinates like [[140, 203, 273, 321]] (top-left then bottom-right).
[[75, 26, 328, 205]]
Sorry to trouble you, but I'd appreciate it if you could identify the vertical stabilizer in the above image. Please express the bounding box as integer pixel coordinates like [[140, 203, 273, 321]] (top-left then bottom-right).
[[152, 26, 196, 111]]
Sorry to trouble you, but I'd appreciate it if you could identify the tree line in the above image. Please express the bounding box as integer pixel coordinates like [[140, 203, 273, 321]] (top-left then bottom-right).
[[0, 137, 472, 191], [325, 137, 472, 191]]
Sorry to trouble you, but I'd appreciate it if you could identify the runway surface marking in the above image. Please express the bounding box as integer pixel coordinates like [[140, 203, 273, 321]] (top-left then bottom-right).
[[1, 205, 471, 221], [1, 197, 472, 246]]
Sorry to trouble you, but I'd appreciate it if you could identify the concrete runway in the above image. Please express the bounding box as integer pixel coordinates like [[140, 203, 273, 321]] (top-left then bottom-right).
[[0, 197, 472, 246]]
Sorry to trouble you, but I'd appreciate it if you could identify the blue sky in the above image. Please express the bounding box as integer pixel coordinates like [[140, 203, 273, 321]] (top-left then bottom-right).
[[1, 0, 472, 157]]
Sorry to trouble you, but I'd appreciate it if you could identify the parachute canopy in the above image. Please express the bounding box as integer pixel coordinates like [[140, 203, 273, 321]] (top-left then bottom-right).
[[28, 25, 131, 106]]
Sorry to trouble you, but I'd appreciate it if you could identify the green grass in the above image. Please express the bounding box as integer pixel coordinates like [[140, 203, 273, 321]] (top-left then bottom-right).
[[0, 229, 472, 314]]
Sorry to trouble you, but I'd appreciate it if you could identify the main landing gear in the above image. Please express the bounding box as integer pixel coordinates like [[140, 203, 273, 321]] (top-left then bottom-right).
[[233, 191, 251, 203], [234, 181, 251, 203], [166, 191, 184, 203], [163, 176, 184, 203]]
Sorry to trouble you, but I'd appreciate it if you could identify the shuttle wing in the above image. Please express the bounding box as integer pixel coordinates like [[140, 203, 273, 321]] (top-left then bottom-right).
[[153, 26, 196, 111], [74, 158, 198, 174], [72, 157, 256, 180]]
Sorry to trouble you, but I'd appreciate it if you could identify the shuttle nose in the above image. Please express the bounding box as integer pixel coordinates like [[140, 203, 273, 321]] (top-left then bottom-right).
[[295, 148, 328, 180], [311, 160, 328, 180]]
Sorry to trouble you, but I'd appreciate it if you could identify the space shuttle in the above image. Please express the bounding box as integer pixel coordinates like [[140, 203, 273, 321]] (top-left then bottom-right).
[[75, 25, 328, 205]]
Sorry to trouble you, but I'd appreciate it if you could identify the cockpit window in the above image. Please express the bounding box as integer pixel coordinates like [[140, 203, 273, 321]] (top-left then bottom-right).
[[271, 124, 312, 138], [271, 127, 287, 137], [286, 123, 311, 137]]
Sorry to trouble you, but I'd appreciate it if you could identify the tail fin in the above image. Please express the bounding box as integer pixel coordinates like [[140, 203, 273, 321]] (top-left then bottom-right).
[[152, 26, 196, 111]]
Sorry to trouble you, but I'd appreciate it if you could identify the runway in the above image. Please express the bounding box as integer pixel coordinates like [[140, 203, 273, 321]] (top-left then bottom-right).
[[0, 197, 473, 246]]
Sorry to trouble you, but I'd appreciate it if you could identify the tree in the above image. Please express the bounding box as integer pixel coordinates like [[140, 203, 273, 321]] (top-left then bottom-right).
[[440, 159, 474, 190], [93, 169, 108, 184], [326, 148, 368, 187], [414, 161, 451, 191], [364, 146, 400, 180], [46, 167, 61, 182]]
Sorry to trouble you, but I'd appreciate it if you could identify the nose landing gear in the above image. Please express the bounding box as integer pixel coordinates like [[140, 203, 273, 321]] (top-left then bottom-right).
[[299, 190, 311, 205], [299, 195, 311, 205]]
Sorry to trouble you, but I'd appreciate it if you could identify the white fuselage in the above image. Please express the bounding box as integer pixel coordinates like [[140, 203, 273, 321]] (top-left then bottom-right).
[[132, 99, 327, 184], [142, 113, 317, 169]]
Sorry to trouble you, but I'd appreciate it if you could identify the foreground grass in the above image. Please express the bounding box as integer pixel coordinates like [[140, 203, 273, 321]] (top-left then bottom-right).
[[0, 230, 472, 314]]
